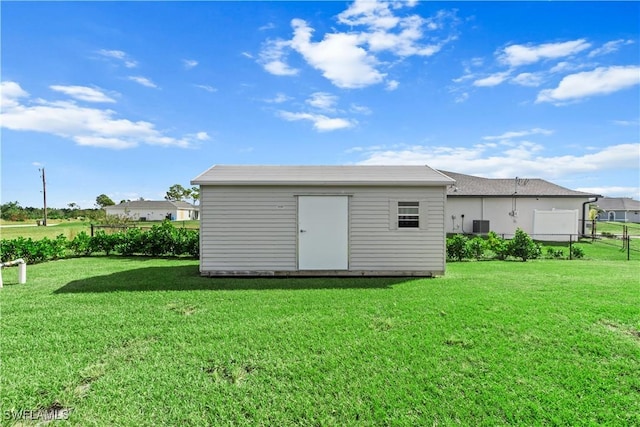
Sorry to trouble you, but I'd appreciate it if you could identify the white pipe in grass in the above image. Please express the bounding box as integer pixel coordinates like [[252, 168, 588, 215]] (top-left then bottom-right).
[[0, 259, 27, 287]]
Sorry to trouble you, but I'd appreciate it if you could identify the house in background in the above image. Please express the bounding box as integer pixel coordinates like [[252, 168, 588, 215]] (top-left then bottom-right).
[[440, 171, 599, 241], [105, 200, 199, 221], [191, 165, 454, 277], [596, 197, 640, 223]]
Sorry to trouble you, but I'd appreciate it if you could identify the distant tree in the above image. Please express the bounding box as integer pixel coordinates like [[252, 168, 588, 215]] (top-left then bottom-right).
[[165, 184, 189, 202], [190, 186, 200, 205], [1, 201, 27, 221], [68, 202, 79, 210], [96, 194, 115, 208], [589, 207, 600, 236]]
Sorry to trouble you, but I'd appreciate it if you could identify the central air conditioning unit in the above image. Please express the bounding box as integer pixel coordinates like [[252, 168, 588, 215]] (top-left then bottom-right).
[[473, 220, 490, 234]]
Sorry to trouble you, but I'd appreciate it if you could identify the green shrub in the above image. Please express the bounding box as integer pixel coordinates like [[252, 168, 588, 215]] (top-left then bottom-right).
[[508, 228, 541, 262], [447, 234, 469, 261], [68, 231, 93, 256], [145, 221, 176, 256], [115, 228, 145, 256], [466, 236, 486, 260], [0, 235, 67, 264], [546, 247, 565, 259], [570, 246, 585, 259], [486, 231, 509, 260], [1, 222, 199, 264], [91, 230, 120, 255], [171, 227, 199, 257]]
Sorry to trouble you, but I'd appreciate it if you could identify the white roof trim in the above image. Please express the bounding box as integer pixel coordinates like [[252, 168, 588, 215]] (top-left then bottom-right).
[[191, 165, 455, 186]]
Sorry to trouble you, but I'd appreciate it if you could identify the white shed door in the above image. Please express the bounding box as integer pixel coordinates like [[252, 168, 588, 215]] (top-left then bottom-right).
[[298, 196, 348, 270]]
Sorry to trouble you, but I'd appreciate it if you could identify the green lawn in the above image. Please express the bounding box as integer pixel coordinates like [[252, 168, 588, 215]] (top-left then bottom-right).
[[0, 220, 199, 240], [594, 221, 640, 237], [1, 257, 638, 426], [0, 220, 92, 241], [547, 237, 639, 261]]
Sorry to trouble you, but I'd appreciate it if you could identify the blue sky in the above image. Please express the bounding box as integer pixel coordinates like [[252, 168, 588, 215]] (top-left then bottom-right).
[[2, 0, 639, 208]]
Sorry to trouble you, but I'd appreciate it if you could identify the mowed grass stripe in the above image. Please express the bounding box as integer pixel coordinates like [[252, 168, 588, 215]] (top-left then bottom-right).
[[1, 257, 638, 426]]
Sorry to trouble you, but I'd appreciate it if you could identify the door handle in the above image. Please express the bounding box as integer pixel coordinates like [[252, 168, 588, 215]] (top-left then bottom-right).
[[300, 229, 307, 233]]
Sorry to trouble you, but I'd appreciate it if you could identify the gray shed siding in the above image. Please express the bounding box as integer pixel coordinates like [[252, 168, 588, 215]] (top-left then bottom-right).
[[199, 185, 446, 276]]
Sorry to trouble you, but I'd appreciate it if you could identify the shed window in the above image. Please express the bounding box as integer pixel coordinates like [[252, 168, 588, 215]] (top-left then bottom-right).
[[398, 201, 419, 228]]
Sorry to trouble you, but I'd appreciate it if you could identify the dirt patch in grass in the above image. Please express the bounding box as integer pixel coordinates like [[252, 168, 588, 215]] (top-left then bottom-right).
[[167, 301, 198, 316], [599, 320, 640, 342], [203, 359, 258, 386]]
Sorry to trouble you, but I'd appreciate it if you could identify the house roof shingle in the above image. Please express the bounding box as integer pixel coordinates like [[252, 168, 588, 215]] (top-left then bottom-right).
[[439, 170, 599, 198], [595, 197, 640, 211], [191, 165, 455, 186]]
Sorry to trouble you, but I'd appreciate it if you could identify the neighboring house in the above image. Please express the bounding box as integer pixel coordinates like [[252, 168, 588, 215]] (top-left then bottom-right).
[[440, 171, 599, 241], [105, 200, 199, 221], [596, 197, 640, 223], [191, 165, 455, 277]]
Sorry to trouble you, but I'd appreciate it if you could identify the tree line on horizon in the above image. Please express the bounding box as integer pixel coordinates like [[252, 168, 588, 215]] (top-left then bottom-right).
[[1, 184, 198, 222]]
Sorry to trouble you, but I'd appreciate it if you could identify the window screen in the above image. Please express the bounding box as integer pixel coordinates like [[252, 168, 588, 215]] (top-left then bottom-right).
[[398, 201, 419, 228]]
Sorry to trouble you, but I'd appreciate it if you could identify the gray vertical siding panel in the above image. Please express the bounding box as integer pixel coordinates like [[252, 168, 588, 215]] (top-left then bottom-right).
[[199, 185, 447, 274]]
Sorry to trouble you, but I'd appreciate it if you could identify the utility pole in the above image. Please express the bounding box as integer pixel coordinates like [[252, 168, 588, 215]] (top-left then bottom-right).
[[40, 168, 47, 226]]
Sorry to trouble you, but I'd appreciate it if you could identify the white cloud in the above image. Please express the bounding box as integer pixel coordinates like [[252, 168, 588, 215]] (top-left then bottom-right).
[[49, 85, 116, 103], [278, 111, 355, 132], [259, 39, 299, 76], [337, 0, 400, 30], [473, 71, 511, 87], [290, 19, 384, 89], [183, 59, 198, 69], [350, 103, 372, 115], [306, 92, 338, 111], [511, 72, 543, 87], [483, 128, 553, 141], [264, 93, 291, 104], [189, 131, 210, 141], [549, 61, 572, 73], [353, 142, 640, 180], [0, 81, 204, 150], [97, 49, 138, 68], [498, 39, 591, 67], [338, 2, 454, 56], [0, 81, 29, 108], [454, 92, 469, 103], [259, 22, 276, 31], [127, 76, 158, 88], [385, 80, 399, 91], [241, 51, 254, 59], [364, 15, 448, 57], [194, 84, 217, 93], [613, 119, 640, 126], [588, 39, 634, 58], [536, 65, 640, 104], [258, 2, 458, 89]]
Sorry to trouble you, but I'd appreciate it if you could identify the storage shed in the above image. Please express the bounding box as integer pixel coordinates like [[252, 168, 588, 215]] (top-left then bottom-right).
[[191, 165, 455, 277]]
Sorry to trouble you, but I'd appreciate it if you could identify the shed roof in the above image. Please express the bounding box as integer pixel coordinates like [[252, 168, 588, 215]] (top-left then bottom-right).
[[108, 200, 198, 210], [192, 165, 455, 186], [595, 197, 640, 211], [440, 171, 599, 198]]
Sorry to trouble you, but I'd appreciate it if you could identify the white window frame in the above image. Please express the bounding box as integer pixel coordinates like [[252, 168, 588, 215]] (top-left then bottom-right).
[[398, 201, 420, 228], [389, 200, 427, 230]]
